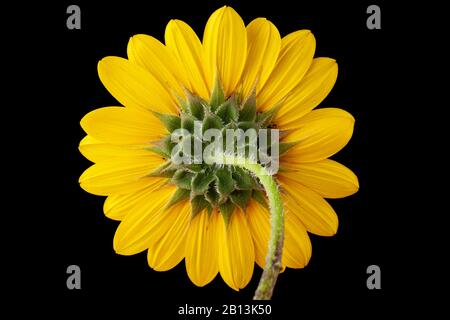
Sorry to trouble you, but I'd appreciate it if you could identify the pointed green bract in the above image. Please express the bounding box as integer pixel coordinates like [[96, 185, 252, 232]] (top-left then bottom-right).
[[202, 113, 223, 131], [181, 114, 196, 133], [256, 97, 286, 128], [216, 98, 239, 123], [191, 195, 211, 218], [147, 161, 173, 177], [172, 169, 195, 189], [186, 90, 206, 120], [184, 163, 203, 173], [210, 76, 225, 111], [219, 200, 235, 226], [215, 167, 235, 196], [257, 106, 280, 128], [174, 93, 189, 113], [205, 186, 220, 206], [165, 188, 190, 209], [153, 112, 181, 132], [252, 189, 269, 209], [275, 141, 298, 155], [232, 167, 255, 190], [239, 89, 257, 122], [191, 170, 216, 195], [147, 136, 174, 158], [147, 145, 169, 158], [230, 189, 252, 211]]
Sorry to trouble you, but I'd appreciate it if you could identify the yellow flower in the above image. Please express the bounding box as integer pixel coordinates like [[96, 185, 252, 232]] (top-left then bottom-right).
[[79, 6, 359, 291]]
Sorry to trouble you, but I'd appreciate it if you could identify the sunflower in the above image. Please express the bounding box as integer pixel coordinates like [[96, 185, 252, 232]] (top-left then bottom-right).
[[79, 6, 359, 292]]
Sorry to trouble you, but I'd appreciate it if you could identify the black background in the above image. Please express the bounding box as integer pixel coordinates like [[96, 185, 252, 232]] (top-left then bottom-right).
[[14, 0, 414, 315]]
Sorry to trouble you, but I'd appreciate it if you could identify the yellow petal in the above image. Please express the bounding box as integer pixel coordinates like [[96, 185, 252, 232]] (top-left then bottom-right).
[[218, 209, 255, 290], [246, 199, 271, 269], [282, 211, 312, 268], [103, 177, 167, 221], [147, 201, 190, 271], [279, 176, 338, 236], [279, 159, 359, 199], [257, 30, 316, 111], [80, 107, 166, 145], [185, 210, 220, 286], [239, 18, 281, 99], [275, 58, 338, 129], [165, 19, 210, 100], [282, 108, 355, 163], [127, 34, 189, 99], [79, 139, 152, 163], [79, 155, 164, 196], [98, 56, 178, 114], [79, 135, 99, 145], [113, 185, 177, 255], [79, 135, 112, 163], [203, 6, 247, 97]]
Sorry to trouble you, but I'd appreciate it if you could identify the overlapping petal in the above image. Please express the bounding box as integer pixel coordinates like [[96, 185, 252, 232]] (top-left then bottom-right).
[[203, 6, 247, 97], [282, 108, 355, 163], [113, 185, 177, 255], [147, 201, 191, 271], [185, 210, 220, 286], [98, 57, 178, 114], [79, 137, 152, 163], [246, 200, 272, 269], [279, 177, 339, 236], [103, 177, 167, 221], [127, 34, 189, 99], [275, 58, 338, 129], [257, 30, 316, 110], [282, 211, 312, 268], [240, 18, 281, 99], [279, 160, 359, 199], [80, 106, 166, 145], [79, 155, 165, 196], [218, 209, 255, 291], [165, 19, 211, 100]]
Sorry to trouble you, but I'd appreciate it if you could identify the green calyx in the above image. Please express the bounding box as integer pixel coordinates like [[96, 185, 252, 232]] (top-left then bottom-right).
[[149, 80, 294, 223]]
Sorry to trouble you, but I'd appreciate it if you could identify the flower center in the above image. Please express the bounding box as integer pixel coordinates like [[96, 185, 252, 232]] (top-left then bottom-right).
[[149, 82, 293, 222]]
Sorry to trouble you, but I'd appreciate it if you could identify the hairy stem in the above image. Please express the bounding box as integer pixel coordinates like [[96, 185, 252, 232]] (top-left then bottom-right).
[[209, 154, 284, 300]]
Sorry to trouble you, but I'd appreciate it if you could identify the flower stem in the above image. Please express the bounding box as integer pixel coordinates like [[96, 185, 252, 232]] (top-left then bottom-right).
[[211, 154, 284, 300]]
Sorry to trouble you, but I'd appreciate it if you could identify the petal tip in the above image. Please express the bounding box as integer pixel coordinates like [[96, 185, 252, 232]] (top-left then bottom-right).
[[351, 174, 360, 193]]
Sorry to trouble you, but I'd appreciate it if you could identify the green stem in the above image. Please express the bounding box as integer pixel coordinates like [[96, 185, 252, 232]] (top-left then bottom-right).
[[211, 154, 284, 300]]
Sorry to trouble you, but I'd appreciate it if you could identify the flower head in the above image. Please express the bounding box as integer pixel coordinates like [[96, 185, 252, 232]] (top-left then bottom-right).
[[79, 6, 359, 291]]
